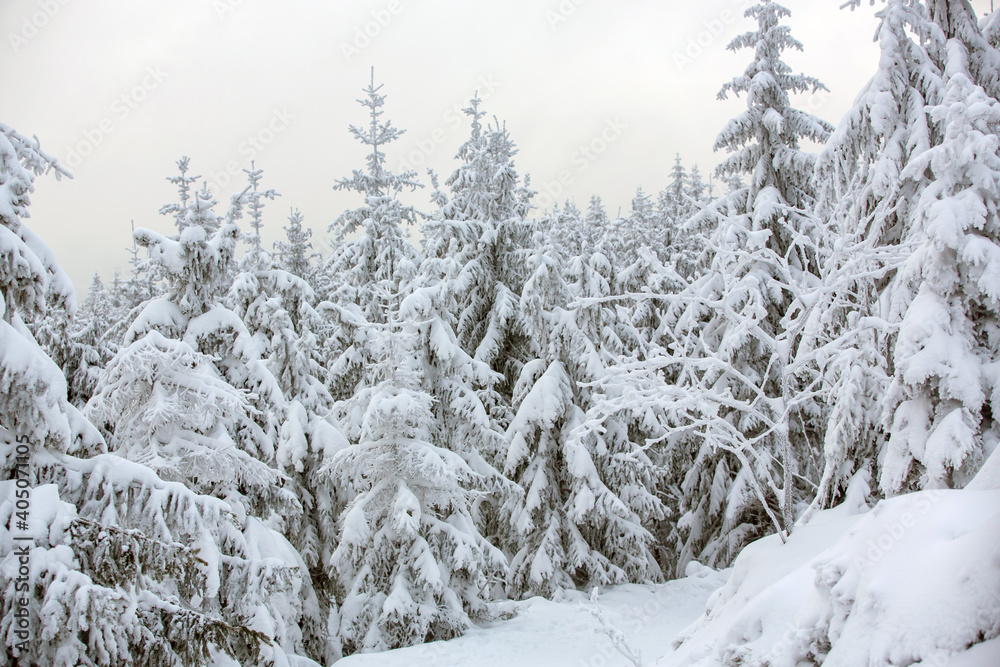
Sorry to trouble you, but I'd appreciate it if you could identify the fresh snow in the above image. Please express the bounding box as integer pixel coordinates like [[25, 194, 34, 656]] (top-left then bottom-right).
[[337, 570, 728, 667], [664, 468, 1000, 666]]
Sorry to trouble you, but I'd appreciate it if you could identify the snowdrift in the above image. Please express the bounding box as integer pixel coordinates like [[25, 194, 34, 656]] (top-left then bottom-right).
[[664, 455, 1000, 666]]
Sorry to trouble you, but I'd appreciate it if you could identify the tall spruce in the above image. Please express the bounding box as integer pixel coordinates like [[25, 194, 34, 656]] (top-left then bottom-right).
[[663, 0, 834, 569]]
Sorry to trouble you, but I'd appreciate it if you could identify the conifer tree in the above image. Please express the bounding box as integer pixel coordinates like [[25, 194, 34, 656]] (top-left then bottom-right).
[[615, 188, 659, 262], [501, 235, 666, 598], [106, 168, 291, 517], [320, 71, 423, 404], [879, 34, 1000, 493], [85, 158, 326, 661], [807, 0, 945, 510], [422, 97, 536, 428], [584, 195, 611, 253], [662, 0, 834, 569], [274, 207, 319, 284], [927, 0, 1000, 98], [0, 125, 315, 665], [224, 166, 341, 660], [27, 274, 110, 410], [327, 291, 506, 654], [540, 201, 586, 262], [321, 79, 509, 653]]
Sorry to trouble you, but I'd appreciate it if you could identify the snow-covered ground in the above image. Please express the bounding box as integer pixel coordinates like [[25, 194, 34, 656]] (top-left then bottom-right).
[[338, 570, 728, 667], [664, 454, 1000, 666], [339, 451, 1000, 667]]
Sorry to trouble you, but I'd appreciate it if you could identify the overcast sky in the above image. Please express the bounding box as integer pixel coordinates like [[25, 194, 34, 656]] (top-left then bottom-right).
[[1, 0, 994, 295]]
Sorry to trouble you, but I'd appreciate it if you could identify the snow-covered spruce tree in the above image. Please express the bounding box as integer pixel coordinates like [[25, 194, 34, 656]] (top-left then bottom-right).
[[422, 97, 536, 429], [274, 207, 320, 285], [878, 37, 1000, 493], [540, 201, 590, 263], [320, 71, 422, 403], [85, 158, 324, 662], [613, 246, 684, 356], [226, 165, 342, 661], [805, 0, 946, 511], [0, 123, 94, 455], [984, 7, 1000, 49], [101, 223, 163, 349], [326, 296, 506, 655], [158, 154, 200, 231], [584, 195, 612, 254], [926, 0, 1000, 98], [658, 156, 715, 280], [657, 155, 693, 250], [0, 126, 308, 665], [418, 104, 539, 551], [27, 274, 111, 410], [688, 164, 709, 203], [84, 332, 321, 664], [662, 0, 834, 570], [401, 276, 515, 538], [98, 164, 292, 522], [79, 273, 118, 348], [501, 233, 665, 599], [612, 188, 660, 263], [564, 248, 669, 584]]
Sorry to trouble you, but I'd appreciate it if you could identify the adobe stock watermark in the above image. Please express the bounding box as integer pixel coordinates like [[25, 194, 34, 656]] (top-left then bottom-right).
[[213, 0, 247, 20], [850, 489, 944, 570], [7, 0, 73, 53], [63, 65, 169, 169], [204, 107, 294, 193], [536, 116, 628, 210], [802, 88, 832, 115], [672, 0, 756, 73], [396, 74, 501, 173], [341, 0, 406, 63], [546, 0, 590, 31], [8, 434, 33, 655]]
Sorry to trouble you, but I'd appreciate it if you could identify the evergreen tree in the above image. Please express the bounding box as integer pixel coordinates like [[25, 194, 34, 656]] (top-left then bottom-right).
[[879, 35, 1000, 493], [0, 122, 93, 454], [321, 80, 510, 653], [660, 157, 715, 279], [663, 0, 834, 569], [584, 195, 611, 253], [687, 164, 708, 203], [984, 8, 1000, 49], [926, 0, 1000, 98], [110, 169, 290, 516], [226, 165, 342, 661], [320, 71, 423, 404], [27, 274, 111, 410], [807, 0, 945, 510], [85, 158, 324, 662], [540, 201, 586, 262], [422, 97, 536, 428], [614, 188, 659, 263], [324, 71, 422, 325], [274, 207, 319, 284], [658, 154, 693, 249], [326, 296, 506, 654], [501, 235, 665, 598], [0, 125, 313, 665]]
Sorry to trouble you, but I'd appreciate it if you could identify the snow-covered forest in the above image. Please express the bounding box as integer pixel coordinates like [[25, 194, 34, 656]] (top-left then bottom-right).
[[2, 0, 999, 665]]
